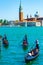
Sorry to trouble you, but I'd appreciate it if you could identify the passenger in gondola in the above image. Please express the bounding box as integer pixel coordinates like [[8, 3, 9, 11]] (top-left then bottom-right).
[[31, 50, 34, 56], [28, 47, 39, 57], [33, 48, 38, 55], [31, 49, 38, 56], [28, 50, 34, 56], [36, 48, 38, 52]]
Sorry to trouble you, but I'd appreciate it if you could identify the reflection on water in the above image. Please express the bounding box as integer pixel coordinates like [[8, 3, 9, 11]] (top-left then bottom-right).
[[22, 45, 28, 51], [3, 44, 9, 49]]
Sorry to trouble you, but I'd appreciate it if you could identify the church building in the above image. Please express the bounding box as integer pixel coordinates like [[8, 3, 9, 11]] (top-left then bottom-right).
[[19, 0, 43, 22]]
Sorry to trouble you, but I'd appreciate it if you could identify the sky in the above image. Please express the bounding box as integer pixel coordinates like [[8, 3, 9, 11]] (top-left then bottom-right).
[[0, 0, 43, 20]]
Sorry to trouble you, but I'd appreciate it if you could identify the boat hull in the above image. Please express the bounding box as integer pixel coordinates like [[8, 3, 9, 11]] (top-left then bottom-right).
[[25, 53, 39, 63]]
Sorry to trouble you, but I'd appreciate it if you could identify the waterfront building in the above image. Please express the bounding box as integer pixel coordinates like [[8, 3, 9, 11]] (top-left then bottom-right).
[[19, 0, 43, 24]]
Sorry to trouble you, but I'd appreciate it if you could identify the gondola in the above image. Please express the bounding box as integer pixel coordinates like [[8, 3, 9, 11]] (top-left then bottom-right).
[[23, 35, 28, 47], [2, 35, 8, 47], [25, 40, 39, 63]]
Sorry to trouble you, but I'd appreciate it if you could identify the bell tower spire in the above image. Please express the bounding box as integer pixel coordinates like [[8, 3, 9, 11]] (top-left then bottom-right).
[[19, 0, 22, 12], [19, 0, 23, 22]]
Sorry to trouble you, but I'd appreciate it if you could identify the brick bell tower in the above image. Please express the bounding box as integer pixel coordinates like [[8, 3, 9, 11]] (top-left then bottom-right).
[[19, 0, 23, 22]]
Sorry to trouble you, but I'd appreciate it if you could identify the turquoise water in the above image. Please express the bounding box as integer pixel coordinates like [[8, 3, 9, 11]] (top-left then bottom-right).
[[0, 27, 43, 65]]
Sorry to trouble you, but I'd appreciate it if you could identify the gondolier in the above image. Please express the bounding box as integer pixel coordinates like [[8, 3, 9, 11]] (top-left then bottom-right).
[[36, 40, 39, 49]]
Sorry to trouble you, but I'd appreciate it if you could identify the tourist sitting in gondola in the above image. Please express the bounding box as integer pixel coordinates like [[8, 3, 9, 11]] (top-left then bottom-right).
[[31, 48, 39, 56], [27, 48, 39, 57]]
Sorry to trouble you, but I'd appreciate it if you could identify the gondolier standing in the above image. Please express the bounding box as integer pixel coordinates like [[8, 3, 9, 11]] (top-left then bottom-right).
[[36, 40, 39, 49]]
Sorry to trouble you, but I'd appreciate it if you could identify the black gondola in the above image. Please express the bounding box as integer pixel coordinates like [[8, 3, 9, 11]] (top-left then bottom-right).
[[2, 35, 8, 46], [23, 35, 28, 47], [25, 40, 39, 63]]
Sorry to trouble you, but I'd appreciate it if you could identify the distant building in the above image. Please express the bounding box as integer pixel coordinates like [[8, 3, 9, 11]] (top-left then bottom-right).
[[41, 20, 43, 26], [19, 0, 43, 23], [27, 22, 41, 26]]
